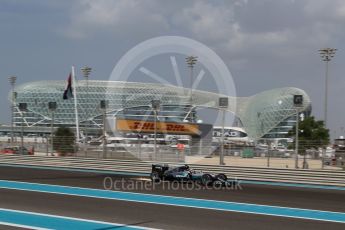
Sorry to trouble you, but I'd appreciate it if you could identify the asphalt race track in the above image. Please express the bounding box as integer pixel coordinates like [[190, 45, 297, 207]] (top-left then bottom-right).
[[0, 165, 344, 229]]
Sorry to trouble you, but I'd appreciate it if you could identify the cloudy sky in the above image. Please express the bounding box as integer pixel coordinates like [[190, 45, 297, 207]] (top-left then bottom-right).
[[1, 0, 345, 138]]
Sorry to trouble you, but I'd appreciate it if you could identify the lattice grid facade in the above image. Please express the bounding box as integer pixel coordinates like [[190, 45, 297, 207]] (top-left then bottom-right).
[[10, 80, 311, 139]]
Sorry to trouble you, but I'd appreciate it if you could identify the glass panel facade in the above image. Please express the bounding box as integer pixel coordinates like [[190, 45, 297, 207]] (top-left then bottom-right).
[[10, 81, 311, 139]]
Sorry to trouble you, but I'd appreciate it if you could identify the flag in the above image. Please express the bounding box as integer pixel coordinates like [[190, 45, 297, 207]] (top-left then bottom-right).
[[63, 73, 73, 100]]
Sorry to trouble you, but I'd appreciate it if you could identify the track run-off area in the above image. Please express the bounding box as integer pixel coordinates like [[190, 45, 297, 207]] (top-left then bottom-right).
[[0, 164, 344, 229]]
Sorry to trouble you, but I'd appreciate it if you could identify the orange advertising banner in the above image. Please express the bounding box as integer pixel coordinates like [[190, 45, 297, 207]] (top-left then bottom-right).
[[116, 119, 200, 135]]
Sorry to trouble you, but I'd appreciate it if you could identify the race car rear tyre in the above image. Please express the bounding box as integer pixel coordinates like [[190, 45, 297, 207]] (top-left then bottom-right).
[[150, 172, 161, 183], [216, 173, 227, 181], [201, 174, 213, 186]]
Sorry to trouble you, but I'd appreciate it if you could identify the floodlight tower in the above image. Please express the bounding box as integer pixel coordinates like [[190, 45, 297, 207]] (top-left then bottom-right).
[[81, 66, 92, 156], [8, 76, 17, 146], [186, 56, 197, 122], [319, 48, 336, 128]]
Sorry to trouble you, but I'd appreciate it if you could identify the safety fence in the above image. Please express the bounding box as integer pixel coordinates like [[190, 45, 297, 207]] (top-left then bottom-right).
[[1, 138, 344, 170], [0, 154, 344, 187]]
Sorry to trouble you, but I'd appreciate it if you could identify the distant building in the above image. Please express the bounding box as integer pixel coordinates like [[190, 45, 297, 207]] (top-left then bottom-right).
[[8, 80, 311, 141]]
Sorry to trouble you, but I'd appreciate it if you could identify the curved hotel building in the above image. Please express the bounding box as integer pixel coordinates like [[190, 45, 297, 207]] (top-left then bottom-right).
[[8, 80, 311, 141]]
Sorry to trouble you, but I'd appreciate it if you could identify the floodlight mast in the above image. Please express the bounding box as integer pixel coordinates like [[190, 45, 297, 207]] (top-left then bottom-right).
[[186, 56, 198, 121], [319, 48, 336, 128], [81, 66, 92, 157], [8, 76, 17, 146]]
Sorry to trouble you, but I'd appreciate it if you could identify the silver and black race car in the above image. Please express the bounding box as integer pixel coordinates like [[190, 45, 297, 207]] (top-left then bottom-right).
[[150, 164, 234, 186]]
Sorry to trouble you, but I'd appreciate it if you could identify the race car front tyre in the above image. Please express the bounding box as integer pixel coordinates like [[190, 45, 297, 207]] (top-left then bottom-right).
[[201, 174, 213, 186], [150, 172, 161, 183]]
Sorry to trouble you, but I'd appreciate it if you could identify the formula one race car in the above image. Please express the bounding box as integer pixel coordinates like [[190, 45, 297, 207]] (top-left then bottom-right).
[[150, 164, 235, 186]]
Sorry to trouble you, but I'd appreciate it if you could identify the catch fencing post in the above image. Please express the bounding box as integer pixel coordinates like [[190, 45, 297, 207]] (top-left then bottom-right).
[[219, 97, 228, 165]]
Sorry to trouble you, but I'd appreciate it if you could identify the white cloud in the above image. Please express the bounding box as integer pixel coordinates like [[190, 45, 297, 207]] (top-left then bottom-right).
[[172, 1, 237, 43], [304, 0, 345, 21], [61, 0, 343, 60], [62, 0, 170, 39]]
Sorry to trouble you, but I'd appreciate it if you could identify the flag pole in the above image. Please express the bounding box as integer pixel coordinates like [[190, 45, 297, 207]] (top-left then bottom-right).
[[72, 66, 80, 142]]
